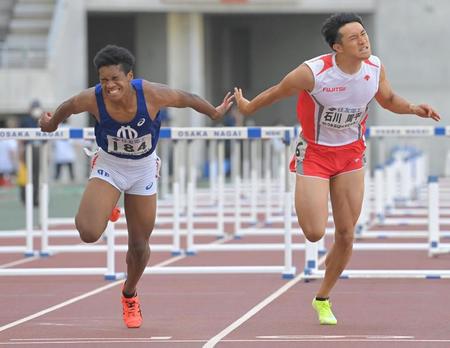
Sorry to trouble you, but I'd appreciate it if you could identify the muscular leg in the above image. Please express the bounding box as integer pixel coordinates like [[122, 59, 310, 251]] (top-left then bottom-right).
[[316, 169, 365, 298], [75, 178, 121, 243], [295, 175, 330, 242], [122, 193, 157, 295]]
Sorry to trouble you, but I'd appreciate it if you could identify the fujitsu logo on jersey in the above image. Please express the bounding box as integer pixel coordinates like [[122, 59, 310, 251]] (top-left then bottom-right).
[[322, 87, 346, 93]]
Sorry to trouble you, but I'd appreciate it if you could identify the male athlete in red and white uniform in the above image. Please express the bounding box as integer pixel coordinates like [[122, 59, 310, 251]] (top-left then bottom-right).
[[291, 52, 380, 179], [234, 13, 440, 325]]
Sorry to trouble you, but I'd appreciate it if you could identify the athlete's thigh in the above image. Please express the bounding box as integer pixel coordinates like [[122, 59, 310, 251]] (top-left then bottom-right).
[[77, 178, 121, 230], [124, 193, 157, 242], [329, 169, 365, 231], [295, 175, 330, 234]]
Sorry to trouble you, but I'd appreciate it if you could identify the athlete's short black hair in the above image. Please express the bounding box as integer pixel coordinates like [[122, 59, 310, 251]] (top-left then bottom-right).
[[93, 44, 135, 74], [321, 13, 364, 49]]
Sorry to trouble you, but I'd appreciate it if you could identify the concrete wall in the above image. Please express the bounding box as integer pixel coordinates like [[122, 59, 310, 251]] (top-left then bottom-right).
[[0, 0, 87, 116], [372, 0, 450, 173], [205, 13, 373, 126], [135, 13, 167, 84], [374, 0, 450, 126]]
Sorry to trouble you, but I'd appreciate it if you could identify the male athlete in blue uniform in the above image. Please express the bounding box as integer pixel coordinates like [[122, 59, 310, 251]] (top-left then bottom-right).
[[39, 45, 234, 328]]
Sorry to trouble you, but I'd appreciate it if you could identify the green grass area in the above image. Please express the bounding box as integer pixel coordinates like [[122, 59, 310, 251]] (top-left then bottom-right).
[[0, 184, 86, 230]]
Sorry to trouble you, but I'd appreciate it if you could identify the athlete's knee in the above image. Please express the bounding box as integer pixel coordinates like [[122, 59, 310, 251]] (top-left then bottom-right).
[[301, 227, 325, 243], [304, 233, 324, 243], [75, 215, 105, 243], [126, 241, 150, 265], [128, 240, 150, 257], [299, 218, 324, 242], [334, 229, 354, 246]]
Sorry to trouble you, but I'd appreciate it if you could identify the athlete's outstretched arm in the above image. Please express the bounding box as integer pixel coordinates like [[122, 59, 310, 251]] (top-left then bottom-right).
[[234, 64, 314, 116], [375, 65, 440, 121], [147, 82, 233, 120], [39, 88, 97, 132]]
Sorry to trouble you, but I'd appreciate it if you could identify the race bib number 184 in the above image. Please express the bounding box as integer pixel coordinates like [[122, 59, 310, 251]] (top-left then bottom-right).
[[107, 134, 152, 156]]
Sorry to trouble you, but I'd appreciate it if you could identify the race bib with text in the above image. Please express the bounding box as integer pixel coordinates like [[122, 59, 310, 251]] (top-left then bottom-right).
[[319, 106, 366, 130], [106, 134, 152, 156]]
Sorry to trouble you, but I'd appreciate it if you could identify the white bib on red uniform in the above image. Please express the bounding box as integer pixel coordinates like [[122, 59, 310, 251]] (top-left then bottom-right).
[[297, 53, 381, 146]]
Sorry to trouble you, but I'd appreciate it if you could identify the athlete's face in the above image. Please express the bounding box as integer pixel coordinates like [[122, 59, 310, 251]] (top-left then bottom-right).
[[98, 65, 133, 101], [333, 22, 371, 60]]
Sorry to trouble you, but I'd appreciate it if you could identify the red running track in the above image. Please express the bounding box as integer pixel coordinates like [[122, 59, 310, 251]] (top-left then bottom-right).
[[0, 220, 450, 347]]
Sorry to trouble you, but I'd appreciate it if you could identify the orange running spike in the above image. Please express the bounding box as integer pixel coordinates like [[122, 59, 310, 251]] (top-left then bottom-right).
[[121, 292, 143, 328], [109, 207, 121, 222]]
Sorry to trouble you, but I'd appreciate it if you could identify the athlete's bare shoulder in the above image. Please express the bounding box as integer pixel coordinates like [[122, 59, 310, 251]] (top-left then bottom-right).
[[282, 63, 314, 93], [71, 87, 98, 115], [141, 80, 188, 107], [141, 80, 171, 116], [141, 80, 170, 104]]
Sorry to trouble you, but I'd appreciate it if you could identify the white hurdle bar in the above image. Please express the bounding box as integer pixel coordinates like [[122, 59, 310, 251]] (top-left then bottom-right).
[[304, 175, 450, 279]]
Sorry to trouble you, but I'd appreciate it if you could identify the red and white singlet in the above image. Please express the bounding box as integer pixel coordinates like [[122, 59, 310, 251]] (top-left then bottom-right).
[[291, 53, 381, 179]]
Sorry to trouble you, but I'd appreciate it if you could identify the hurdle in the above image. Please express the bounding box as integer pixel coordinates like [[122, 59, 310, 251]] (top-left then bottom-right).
[[362, 148, 450, 239], [304, 125, 450, 279], [0, 142, 36, 256], [39, 128, 178, 256], [175, 127, 305, 258], [428, 176, 450, 256], [305, 175, 450, 280], [141, 127, 297, 279], [0, 126, 299, 279]]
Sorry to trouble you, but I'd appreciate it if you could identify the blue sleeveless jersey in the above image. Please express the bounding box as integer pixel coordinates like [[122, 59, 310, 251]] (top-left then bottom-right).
[[94, 79, 161, 159]]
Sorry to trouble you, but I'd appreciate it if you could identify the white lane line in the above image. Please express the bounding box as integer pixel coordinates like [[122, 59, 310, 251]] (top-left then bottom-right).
[[0, 255, 185, 333], [227, 339, 450, 343], [0, 235, 234, 334], [0, 256, 40, 269], [4, 338, 450, 345], [11, 337, 173, 341], [256, 335, 415, 339], [9, 335, 414, 342], [2, 340, 204, 345], [0, 280, 124, 333], [202, 254, 327, 348]]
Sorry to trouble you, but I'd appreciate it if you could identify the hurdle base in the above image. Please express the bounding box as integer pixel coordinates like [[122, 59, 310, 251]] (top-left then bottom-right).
[[104, 274, 118, 281], [171, 251, 183, 256], [104, 272, 126, 281], [282, 271, 296, 280]]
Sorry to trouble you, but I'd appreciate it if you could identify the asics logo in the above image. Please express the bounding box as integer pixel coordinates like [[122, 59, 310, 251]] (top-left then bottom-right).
[[145, 183, 154, 190], [117, 126, 138, 139], [137, 118, 146, 127]]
